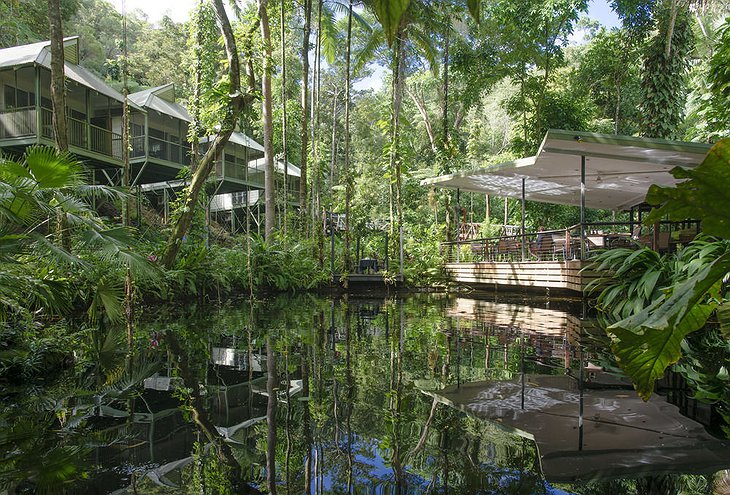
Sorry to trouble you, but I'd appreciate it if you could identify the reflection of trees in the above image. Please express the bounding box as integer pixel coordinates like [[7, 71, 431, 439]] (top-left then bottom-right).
[[21, 293, 721, 493], [265, 337, 277, 494]]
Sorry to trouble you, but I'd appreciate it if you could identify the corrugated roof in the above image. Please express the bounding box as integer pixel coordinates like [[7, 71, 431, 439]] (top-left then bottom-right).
[[0, 37, 143, 111], [421, 129, 712, 211], [199, 131, 265, 154], [226, 131, 264, 153], [129, 84, 191, 122], [249, 157, 301, 177]]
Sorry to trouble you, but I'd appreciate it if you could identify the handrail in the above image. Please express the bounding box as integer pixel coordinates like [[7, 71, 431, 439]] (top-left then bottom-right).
[[0, 106, 37, 139], [441, 220, 701, 263]]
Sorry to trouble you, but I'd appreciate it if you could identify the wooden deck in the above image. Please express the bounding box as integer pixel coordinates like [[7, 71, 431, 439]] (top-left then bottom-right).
[[333, 273, 404, 287], [445, 260, 598, 293]]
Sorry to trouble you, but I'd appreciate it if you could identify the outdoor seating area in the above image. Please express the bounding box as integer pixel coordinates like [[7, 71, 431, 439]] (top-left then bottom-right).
[[442, 220, 702, 264]]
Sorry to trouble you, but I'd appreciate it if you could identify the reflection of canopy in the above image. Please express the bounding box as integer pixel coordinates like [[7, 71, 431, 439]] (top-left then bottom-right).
[[421, 129, 712, 211], [429, 376, 730, 482]]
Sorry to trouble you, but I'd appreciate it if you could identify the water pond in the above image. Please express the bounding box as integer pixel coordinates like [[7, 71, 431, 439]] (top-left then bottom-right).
[[3, 293, 730, 494]]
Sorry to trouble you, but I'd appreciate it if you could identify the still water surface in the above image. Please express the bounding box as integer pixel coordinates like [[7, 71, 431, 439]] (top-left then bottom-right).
[[5, 293, 730, 493]]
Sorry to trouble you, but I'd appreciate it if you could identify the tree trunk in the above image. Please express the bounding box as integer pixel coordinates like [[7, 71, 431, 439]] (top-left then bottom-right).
[[265, 338, 278, 494], [299, 0, 312, 232], [48, 0, 68, 152], [442, 15, 449, 148], [280, 0, 288, 236], [161, 0, 244, 269], [344, 0, 353, 272], [389, 27, 406, 236], [259, 0, 276, 240], [407, 87, 437, 153], [664, 0, 680, 58]]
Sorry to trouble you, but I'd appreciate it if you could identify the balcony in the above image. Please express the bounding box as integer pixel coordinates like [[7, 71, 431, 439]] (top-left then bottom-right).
[[0, 106, 123, 161]]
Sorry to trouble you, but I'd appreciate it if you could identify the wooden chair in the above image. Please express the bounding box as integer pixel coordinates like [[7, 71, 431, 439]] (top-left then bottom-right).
[[532, 234, 553, 260], [552, 234, 567, 260]]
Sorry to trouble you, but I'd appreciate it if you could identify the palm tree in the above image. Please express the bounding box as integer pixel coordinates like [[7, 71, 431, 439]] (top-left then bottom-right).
[[0, 146, 159, 322]]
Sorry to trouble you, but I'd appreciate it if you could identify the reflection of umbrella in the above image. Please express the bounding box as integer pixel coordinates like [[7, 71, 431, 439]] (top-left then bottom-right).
[[428, 375, 730, 482]]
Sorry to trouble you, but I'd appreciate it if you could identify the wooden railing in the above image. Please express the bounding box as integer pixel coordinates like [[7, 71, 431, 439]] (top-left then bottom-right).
[[0, 106, 36, 138], [40, 108, 124, 160], [441, 220, 702, 264], [149, 136, 191, 166]]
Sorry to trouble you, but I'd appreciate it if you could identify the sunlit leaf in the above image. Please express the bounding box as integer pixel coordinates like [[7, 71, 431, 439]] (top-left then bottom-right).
[[366, 0, 410, 47], [606, 252, 730, 400], [645, 139, 730, 238]]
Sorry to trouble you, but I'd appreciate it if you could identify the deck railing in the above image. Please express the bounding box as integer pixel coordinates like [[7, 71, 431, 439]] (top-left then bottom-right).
[[441, 220, 702, 263], [149, 136, 191, 166], [0, 106, 36, 138], [6, 107, 125, 160]]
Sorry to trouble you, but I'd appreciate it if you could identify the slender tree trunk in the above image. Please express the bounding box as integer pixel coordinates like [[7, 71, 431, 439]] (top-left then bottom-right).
[[280, 0, 288, 236], [343, 0, 353, 272], [161, 0, 245, 269], [330, 88, 338, 193], [48, 0, 68, 152], [314, 0, 324, 265], [664, 0, 680, 58], [442, 15, 449, 148], [407, 87, 437, 153], [299, 0, 312, 231], [389, 28, 406, 237], [259, 0, 276, 240], [266, 338, 278, 494]]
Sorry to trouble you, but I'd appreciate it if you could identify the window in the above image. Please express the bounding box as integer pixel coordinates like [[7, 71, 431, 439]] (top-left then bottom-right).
[[3, 85, 15, 108], [3, 85, 34, 109]]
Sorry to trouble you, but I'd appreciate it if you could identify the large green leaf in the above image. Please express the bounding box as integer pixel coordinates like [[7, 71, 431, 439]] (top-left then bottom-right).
[[645, 138, 730, 238], [367, 0, 410, 47], [606, 252, 730, 400]]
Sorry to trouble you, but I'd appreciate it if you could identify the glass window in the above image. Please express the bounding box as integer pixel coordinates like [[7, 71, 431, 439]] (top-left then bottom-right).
[[3, 85, 15, 108]]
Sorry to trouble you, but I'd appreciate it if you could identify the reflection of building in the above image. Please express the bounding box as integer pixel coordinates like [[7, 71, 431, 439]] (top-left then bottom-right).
[[91, 344, 300, 492], [448, 297, 584, 372]]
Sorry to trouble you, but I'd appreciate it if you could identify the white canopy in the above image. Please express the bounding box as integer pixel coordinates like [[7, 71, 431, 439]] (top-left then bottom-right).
[[421, 129, 712, 211]]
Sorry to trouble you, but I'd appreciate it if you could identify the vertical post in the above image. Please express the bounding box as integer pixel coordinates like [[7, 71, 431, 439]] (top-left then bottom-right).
[[385, 231, 389, 272], [399, 224, 404, 276], [455, 188, 460, 263], [221, 148, 226, 179], [521, 177, 526, 262], [143, 112, 149, 158], [163, 188, 169, 224], [355, 237, 360, 273], [580, 155, 586, 261], [85, 88, 90, 150], [34, 66, 42, 141], [330, 212, 335, 279]]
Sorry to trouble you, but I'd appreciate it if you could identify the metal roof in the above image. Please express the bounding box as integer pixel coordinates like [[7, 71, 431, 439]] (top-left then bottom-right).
[[421, 129, 712, 211], [0, 37, 143, 111], [200, 131, 265, 154], [226, 131, 264, 153], [129, 84, 192, 122], [249, 157, 301, 178]]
